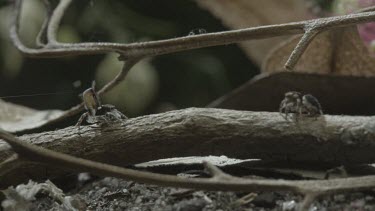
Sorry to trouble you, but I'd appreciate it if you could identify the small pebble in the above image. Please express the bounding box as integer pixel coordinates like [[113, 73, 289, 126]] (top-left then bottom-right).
[[282, 200, 296, 211], [334, 194, 345, 202], [365, 196, 374, 201]]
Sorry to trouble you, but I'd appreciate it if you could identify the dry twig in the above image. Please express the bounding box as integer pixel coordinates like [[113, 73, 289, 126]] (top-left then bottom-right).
[[10, 0, 375, 60]]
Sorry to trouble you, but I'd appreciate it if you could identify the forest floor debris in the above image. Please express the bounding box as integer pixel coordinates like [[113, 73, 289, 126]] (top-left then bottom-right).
[[3, 177, 374, 211]]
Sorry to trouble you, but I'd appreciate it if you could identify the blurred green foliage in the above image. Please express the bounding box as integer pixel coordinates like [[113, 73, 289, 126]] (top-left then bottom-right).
[[315, 0, 334, 11], [0, 0, 257, 117], [0, 0, 9, 8]]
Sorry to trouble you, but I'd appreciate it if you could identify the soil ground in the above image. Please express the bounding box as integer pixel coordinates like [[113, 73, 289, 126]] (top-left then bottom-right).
[[28, 176, 375, 211]]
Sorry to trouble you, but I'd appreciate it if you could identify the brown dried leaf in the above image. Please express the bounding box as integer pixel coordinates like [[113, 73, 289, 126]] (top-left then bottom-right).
[[195, 0, 307, 65], [263, 26, 375, 76], [334, 26, 375, 76], [0, 100, 63, 133], [208, 72, 375, 115]]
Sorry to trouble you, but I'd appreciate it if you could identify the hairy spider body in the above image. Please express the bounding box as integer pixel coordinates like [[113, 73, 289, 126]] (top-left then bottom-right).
[[280, 91, 323, 120], [279, 91, 302, 120], [82, 83, 101, 116], [302, 94, 323, 117]]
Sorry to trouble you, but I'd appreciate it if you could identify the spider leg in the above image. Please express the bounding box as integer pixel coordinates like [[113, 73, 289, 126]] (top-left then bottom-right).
[[279, 112, 287, 120], [75, 112, 89, 127], [293, 112, 299, 122], [280, 108, 289, 120], [297, 99, 303, 117], [279, 101, 288, 120], [284, 108, 290, 121]]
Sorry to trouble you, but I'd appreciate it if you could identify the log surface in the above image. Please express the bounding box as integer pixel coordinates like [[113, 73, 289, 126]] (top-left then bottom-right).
[[1, 108, 375, 187]]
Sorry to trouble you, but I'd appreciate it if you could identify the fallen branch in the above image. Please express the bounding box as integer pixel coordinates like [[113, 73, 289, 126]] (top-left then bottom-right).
[[1, 118, 375, 211], [1, 108, 375, 186]]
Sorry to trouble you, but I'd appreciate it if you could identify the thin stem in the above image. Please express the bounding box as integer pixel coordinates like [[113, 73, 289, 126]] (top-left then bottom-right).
[[10, 0, 375, 66], [61, 22, 304, 59], [284, 29, 320, 71], [9, 0, 112, 57], [47, 0, 72, 44], [0, 154, 18, 167], [97, 58, 141, 96], [299, 193, 320, 211], [36, 0, 52, 47], [35, 11, 375, 58], [11, 0, 375, 74], [203, 161, 226, 177], [0, 154, 22, 177]]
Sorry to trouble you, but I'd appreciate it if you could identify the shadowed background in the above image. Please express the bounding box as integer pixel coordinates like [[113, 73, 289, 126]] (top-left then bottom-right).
[[0, 0, 257, 117]]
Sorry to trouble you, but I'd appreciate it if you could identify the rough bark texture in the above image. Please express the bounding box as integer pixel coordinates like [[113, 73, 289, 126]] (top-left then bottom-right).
[[1, 108, 375, 187]]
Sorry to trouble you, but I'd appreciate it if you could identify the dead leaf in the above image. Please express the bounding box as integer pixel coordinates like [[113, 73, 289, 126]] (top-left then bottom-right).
[[263, 26, 375, 76], [1, 180, 86, 211], [334, 26, 375, 76], [208, 72, 375, 115], [0, 99, 63, 133], [135, 156, 254, 168], [195, 0, 308, 65]]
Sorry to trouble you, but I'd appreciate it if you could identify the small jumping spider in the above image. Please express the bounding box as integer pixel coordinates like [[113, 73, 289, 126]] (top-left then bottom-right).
[[76, 81, 127, 126], [279, 91, 323, 120], [279, 91, 302, 120], [302, 94, 323, 117]]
